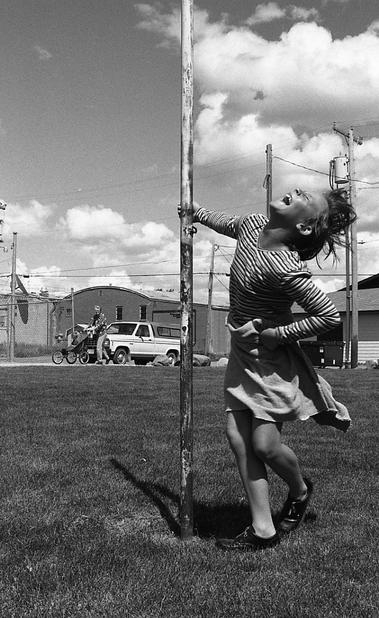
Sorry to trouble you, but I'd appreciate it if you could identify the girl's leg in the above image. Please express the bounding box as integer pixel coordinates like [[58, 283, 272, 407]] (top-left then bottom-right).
[[250, 419, 307, 499], [226, 410, 276, 538]]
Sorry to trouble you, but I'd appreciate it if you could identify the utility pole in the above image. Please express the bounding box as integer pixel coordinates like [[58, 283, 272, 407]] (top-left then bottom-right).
[[205, 243, 217, 356], [179, 0, 194, 540], [345, 225, 351, 368], [332, 124, 362, 368], [71, 288, 75, 333], [9, 232, 17, 362], [0, 200, 6, 245], [264, 144, 272, 216], [348, 128, 360, 368]]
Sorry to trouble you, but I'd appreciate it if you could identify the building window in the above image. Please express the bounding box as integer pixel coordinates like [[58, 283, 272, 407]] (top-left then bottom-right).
[[139, 305, 147, 320], [116, 306, 123, 321], [67, 308, 72, 316], [0, 309, 6, 328]]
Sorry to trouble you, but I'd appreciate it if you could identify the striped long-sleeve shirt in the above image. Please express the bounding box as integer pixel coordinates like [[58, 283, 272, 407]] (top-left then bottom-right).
[[194, 208, 340, 342]]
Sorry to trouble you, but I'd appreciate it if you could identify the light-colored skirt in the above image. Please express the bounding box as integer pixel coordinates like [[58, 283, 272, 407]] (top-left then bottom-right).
[[224, 319, 351, 432]]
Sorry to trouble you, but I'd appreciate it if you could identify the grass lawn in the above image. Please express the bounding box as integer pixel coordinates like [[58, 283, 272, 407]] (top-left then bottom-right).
[[0, 366, 378, 617]]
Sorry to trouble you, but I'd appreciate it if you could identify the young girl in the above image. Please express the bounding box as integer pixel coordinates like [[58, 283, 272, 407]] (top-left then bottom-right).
[[191, 187, 356, 551]]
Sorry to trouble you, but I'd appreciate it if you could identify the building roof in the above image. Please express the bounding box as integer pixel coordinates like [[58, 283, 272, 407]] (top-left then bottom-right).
[[63, 285, 179, 303], [293, 288, 379, 315], [339, 273, 379, 291]]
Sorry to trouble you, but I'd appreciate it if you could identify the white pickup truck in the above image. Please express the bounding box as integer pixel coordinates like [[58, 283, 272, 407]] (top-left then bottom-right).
[[104, 321, 181, 365]]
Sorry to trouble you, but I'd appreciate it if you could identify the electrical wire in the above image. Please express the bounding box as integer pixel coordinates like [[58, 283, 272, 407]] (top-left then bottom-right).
[[273, 155, 330, 177], [274, 154, 379, 185], [5, 116, 379, 205], [216, 247, 233, 267], [213, 274, 230, 293]]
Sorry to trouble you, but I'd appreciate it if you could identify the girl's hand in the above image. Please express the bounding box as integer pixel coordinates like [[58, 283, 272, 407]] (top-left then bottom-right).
[[259, 328, 280, 351], [177, 201, 201, 217]]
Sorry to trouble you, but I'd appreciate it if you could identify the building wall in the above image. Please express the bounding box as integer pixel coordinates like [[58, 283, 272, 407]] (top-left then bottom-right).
[[0, 295, 54, 347], [353, 312, 379, 362], [210, 307, 231, 356], [294, 310, 379, 363], [54, 287, 157, 334]]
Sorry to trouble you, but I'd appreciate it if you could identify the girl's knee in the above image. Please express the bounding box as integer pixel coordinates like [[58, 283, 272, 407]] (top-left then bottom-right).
[[251, 420, 282, 462], [252, 436, 278, 462]]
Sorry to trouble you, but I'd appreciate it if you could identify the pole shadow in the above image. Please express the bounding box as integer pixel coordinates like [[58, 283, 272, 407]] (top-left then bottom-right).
[[110, 458, 316, 539]]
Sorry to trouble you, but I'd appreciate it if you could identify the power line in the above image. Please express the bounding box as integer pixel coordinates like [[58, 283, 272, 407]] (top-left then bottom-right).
[[213, 274, 229, 292], [274, 155, 329, 177], [274, 154, 379, 185], [6, 116, 379, 204], [0, 271, 229, 279]]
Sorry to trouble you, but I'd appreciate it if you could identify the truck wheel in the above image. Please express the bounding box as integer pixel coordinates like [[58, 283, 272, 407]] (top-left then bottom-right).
[[113, 348, 129, 365], [166, 351, 178, 365]]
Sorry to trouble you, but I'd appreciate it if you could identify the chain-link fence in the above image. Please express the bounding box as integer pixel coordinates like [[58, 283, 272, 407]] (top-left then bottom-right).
[[0, 294, 55, 360]]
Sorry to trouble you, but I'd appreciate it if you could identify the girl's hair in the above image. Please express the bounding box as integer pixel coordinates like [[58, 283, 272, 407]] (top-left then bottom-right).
[[295, 189, 357, 262]]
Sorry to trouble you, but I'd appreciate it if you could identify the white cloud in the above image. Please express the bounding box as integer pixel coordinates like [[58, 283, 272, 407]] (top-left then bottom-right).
[[33, 45, 52, 61], [288, 6, 319, 21], [195, 92, 299, 165], [322, 0, 350, 5], [135, 3, 181, 47], [135, 4, 227, 44], [3, 200, 55, 237], [87, 271, 133, 289], [27, 264, 67, 295], [194, 21, 379, 130], [59, 205, 125, 240], [59, 205, 175, 247], [246, 3, 285, 25], [57, 204, 181, 293], [138, 7, 379, 130], [246, 3, 320, 26]]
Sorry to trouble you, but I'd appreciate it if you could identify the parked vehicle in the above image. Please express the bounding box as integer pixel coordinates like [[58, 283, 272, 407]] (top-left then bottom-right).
[[104, 321, 181, 365]]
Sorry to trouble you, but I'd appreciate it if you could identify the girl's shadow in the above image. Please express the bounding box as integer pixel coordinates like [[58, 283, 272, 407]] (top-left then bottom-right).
[[109, 458, 316, 538]]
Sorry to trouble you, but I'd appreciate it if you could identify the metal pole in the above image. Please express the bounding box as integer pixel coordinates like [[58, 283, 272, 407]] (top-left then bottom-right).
[[9, 232, 17, 362], [333, 123, 362, 368], [265, 144, 272, 217], [205, 243, 216, 356], [180, 0, 194, 540], [348, 128, 359, 368], [71, 288, 75, 333], [344, 230, 351, 368]]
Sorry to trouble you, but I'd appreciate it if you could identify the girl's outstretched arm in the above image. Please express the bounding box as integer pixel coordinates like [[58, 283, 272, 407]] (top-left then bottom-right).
[[193, 205, 245, 239], [178, 202, 245, 239]]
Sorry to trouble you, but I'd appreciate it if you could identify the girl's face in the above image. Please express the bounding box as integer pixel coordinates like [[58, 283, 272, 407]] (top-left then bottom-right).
[[270, 188, 328, 227]]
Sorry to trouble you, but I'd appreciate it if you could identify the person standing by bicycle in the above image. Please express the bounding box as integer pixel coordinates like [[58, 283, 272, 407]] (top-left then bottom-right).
[[88, 305, 110, 365]]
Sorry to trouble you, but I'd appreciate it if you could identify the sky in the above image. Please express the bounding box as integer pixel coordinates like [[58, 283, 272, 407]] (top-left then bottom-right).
[[1, 0, 379, 305]]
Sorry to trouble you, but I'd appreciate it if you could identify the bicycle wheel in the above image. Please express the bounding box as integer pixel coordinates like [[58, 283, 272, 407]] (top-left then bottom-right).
[[66, 351, 77, 364], [52, 350, 64, 365], [79, 350, 90, 364]]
